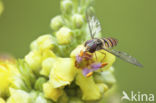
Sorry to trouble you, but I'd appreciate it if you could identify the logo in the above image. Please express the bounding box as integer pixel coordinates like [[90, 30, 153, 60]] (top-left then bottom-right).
[[121, 91, 155, 102]]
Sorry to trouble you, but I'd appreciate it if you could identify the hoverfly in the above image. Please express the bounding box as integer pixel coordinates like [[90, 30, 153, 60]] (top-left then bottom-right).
[[83, 10, 143, 67]]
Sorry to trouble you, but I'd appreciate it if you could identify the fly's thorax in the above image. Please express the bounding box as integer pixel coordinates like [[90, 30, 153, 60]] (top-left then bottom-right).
[[84, 38, 103, 53]]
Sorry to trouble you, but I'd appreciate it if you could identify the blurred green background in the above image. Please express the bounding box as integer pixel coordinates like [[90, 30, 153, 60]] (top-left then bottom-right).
[[0, 0, 156, 100]]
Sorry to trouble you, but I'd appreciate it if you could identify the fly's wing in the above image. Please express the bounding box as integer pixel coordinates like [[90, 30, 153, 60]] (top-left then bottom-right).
[[102, 48, 143, 67], [86, 9, 101, 39]]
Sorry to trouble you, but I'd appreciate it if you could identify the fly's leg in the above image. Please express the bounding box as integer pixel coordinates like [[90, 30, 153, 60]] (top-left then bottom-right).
[[94, 52, 98, 61]]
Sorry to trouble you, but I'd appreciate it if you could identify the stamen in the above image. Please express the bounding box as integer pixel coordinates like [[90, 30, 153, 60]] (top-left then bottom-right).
[[101, 62, 108, 67], [86, 72, 93, 77], [76, 50, 108, 77], [80, 50, 84, 56]]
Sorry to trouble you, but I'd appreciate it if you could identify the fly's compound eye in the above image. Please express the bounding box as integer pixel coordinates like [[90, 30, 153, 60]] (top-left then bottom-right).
[[87, 43, 97, 53]]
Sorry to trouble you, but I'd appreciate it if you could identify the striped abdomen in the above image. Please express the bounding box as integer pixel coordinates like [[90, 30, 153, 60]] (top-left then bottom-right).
[[102, 38, 118, 48]]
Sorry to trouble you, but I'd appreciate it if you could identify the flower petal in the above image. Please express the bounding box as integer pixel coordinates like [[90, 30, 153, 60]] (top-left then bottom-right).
[[76, 70, 101, 100], [82, 68, 92, 76], [49, 58, 76, 88], [76, 55, 82, 63]]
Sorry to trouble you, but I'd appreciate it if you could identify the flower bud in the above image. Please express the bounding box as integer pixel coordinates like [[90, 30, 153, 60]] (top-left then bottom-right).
[[101, 70, 116, 85], [72, 14, 84, 28], [94, 69, 116, 86], [7, 88, 32, 103], [50, 16, 63, 31], [109, 66, 115, 73], [30, 34, 56, 51], [96, 83, 108, 94], [0, 1, 4, 15], [34, 77, 47, 91], [24, 50, 42, 72], [11, 60, 36, 91], [35, 95, 49, 103], [61, 0, 73, 14], [56, 27, 73, 44]]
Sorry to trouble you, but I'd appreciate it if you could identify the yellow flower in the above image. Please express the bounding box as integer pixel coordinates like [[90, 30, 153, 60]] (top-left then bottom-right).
[[24, 50, 42, 72], [40, 57, 56, 77], [49, 57, 76, 88], [0, 98, 5, 103], [71, 44, 116, 74], [30, 34, 56, 51], [42, 49, 56, 60], [26, 34, 57, 73], [43, 82, 63, 102], [40, 50, 56, 76], [57, 91, 68, 103], [93, 50, 116, 71], [76, 70, 101, 100], [70, 45, 116, 100], [0, 58, 19, 97]]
